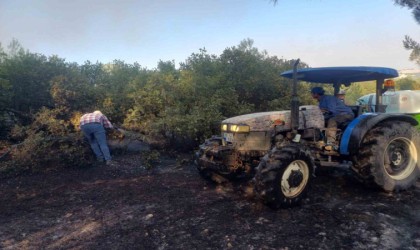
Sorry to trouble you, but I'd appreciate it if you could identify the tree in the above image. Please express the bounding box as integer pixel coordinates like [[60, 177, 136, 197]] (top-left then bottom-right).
[[403, 35, 420, 65], [219, 39, 297, 112], [396, 77, 420, 90], [0, 43, 11, 110], [394, 0, 420, 65], [394, 0, 420, 24], [2, 43, 55, 113]]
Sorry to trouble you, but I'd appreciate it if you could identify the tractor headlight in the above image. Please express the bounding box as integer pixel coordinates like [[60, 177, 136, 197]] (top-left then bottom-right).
[[221, 124, 228, 132], [229, 124, 250, 133], [221, 123, 250, 133]]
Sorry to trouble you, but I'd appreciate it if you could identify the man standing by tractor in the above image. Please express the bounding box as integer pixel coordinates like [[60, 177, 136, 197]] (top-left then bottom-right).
[[311, 87, 354, 149]]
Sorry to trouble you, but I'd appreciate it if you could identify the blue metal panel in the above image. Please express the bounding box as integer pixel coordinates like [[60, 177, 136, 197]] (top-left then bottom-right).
[[339, 113, 372, 155]]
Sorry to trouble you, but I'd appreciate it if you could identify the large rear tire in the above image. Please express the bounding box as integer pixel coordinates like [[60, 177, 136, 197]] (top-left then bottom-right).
[[352, 121, 420, 191], [254, 145, 314, 209]]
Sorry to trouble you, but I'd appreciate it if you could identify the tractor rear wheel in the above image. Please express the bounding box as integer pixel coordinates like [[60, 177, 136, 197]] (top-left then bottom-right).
[[352, 121, 420, 191], [254, 145, 313, 209]]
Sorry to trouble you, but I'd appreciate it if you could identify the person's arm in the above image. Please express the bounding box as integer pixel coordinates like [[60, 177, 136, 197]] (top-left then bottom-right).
[[79, 114, 85, 129], [101, 115, 114, 129]]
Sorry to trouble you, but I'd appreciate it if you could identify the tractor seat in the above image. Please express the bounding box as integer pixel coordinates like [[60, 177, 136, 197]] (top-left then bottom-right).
[[347, 105, 363, 117]]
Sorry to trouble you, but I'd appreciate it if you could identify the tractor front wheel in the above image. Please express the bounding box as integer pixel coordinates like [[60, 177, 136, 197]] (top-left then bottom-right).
[[254, 145, 313, 209]]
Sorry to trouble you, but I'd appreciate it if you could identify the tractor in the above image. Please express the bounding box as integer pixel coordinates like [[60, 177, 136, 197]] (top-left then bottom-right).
[[195, 59, 420, 209]]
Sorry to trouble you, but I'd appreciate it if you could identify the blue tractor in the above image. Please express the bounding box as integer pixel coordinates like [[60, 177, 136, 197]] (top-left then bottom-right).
[[195, 60, 420, 208]]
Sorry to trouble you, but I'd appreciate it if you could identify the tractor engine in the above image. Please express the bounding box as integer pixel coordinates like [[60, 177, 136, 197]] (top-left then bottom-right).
[[195, 105, 324, 179]]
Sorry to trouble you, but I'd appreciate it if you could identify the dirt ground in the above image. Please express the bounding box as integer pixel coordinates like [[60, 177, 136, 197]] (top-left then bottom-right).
[[0, 153, 419, 250]]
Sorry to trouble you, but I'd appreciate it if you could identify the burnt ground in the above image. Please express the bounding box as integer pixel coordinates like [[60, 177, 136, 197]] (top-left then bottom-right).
[[0, 153, 419, 250]]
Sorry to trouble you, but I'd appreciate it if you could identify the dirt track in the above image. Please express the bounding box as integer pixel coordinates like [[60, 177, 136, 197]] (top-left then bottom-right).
[[0, 154, 419, 250]]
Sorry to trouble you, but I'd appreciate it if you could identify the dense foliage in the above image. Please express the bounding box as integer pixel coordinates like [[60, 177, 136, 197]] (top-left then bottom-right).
[[0, 39, 310, 171], [1, 38, 419, 172]]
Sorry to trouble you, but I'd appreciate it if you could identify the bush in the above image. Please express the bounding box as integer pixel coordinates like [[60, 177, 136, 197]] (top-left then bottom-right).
[[2, 107, 94, 174]]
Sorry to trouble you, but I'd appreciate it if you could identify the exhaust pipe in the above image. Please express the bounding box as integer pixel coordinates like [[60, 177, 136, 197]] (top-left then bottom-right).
[[291, 59, 300, 132]]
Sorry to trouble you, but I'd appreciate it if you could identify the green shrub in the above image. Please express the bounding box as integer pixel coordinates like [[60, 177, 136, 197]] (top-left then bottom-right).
[[3, 107, 94, 173]]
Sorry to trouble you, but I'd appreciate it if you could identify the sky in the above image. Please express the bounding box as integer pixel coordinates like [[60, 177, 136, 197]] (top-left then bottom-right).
[[0, 0, 419, 70]]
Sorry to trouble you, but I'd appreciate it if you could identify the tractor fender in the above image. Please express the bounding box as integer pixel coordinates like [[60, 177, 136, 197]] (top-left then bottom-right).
[[339, 113, 418, 155]]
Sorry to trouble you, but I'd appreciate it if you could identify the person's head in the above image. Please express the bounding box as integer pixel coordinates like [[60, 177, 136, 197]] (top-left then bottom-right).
[[93, 110, 103, 115], [311, 87, 325, 100], [336, 90, 346, 101]]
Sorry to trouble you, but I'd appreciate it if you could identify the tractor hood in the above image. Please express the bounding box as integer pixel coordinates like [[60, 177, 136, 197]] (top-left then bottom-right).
[[222, 105, 324, 132]]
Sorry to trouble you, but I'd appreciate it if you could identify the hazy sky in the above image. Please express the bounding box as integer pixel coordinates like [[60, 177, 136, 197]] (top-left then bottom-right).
[[1, 0, 419, 70]]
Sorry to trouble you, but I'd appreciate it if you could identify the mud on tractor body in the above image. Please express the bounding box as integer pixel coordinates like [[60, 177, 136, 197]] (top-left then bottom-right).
[[195, 60, 420, 209]]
